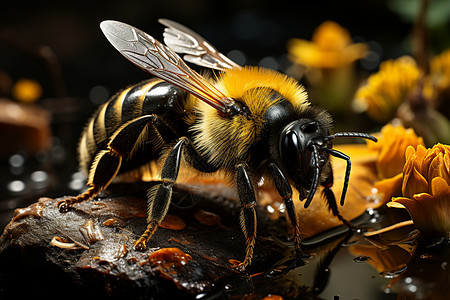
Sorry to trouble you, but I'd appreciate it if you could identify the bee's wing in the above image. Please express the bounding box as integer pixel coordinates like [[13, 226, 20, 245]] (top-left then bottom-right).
[[100, 20, 234, 113], [159, 19, 241, 71]]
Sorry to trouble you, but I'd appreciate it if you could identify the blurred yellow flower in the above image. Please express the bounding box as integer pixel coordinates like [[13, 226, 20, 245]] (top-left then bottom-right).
[[425, 49, 450, 111], [368, 124, 425, 203], [369, 124, 425, 180], [388, 144, 450, 238], [354, 56, 420, 123], [287, 21, 368, 69], [11, 78, 43, 103]]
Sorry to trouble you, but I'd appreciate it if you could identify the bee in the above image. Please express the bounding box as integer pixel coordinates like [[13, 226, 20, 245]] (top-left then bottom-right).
[[58, 19, 377, 271]]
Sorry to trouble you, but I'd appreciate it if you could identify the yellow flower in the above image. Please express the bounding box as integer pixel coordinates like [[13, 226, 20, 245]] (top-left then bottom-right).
[[354, 56, 420, 123], [369, 124, 425, 180], [425, 49, 450, 103], [287, 21, 368, 69], [368, 124, 425, 203], [388, 144, 450, 237]]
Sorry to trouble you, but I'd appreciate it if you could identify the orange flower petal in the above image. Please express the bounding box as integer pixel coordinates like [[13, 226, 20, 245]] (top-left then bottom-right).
[[413, 144, 428, 174], [402, 163, 428, 199], [430, 177, 450, 198], [393, 194, 434, 232], [376, 126, 424, 179], [402, 145, 429, 193], [393, 189, 450, 237], [387, 200, 407, 209], [374, 173, 403, 203], [428, 153, 449, 187], [389, 143, 450, 237]]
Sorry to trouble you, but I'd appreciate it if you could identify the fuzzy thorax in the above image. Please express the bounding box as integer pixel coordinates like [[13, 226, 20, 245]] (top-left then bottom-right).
[[191, 66, 309, 170]]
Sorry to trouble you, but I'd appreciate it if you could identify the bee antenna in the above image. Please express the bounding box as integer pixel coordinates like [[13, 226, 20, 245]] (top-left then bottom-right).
[[326, 132, 377, 143], [304, 145, 320, 209], [326, 149, 351, 206]]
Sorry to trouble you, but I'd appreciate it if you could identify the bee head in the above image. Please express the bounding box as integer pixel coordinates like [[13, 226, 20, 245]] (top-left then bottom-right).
[[279, 119, 331, 205], [277, 111, 377, 209]]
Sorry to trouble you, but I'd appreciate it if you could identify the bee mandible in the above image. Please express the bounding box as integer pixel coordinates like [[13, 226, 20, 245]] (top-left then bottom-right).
[[57, 20, 377, 271]]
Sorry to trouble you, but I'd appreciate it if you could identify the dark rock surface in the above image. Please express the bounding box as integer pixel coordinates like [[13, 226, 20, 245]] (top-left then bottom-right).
[[0, 182, 295, 299]]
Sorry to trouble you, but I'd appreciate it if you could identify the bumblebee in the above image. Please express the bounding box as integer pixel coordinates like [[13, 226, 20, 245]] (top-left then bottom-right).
[[58, 19, 376, 271]]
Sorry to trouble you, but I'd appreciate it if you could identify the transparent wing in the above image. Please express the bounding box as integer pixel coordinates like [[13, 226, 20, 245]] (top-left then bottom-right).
[[100, 20, 234, 113], [159, 19, 241, 71]]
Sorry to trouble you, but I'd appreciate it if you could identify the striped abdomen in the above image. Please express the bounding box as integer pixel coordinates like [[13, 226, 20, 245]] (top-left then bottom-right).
[[78, 78, 189, 175]]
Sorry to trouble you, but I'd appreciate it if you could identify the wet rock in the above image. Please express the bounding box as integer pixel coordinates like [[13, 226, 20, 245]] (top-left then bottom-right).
[[0, 182, 286, 298]]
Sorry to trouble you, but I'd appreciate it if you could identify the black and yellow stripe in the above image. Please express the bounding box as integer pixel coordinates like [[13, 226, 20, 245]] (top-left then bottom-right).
[[78, 78, 166, 174]]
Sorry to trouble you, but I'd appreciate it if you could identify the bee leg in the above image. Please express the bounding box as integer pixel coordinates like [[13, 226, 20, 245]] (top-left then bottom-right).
[[322, 173, 355, 229], [58, 115, 157, 212], [234, 163, 258, 272], [134, 137, 187, 251], [268, 162, 304, 259], [57, 149, 122, 212]]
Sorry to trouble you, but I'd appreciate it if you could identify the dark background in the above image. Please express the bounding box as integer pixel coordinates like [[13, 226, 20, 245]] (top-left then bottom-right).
[[0, 0, 423, 100]]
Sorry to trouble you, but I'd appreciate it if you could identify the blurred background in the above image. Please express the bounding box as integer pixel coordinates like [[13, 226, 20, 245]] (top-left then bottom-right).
[[0, 0, 449, 230]]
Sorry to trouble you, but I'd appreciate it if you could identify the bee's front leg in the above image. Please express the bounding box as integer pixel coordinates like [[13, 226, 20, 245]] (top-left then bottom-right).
[[268, 162, 304, 259], [321, 170, 355, 230], [234, 163, 258, 272]]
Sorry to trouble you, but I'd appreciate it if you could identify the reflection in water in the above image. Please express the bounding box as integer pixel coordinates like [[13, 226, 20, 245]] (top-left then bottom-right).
[[205, 206, 449, 300], [386, 239, 450, 300]]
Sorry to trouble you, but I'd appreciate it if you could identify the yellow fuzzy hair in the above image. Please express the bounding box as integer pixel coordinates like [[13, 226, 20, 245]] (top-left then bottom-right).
[[191, 66, 309, 170], [216, 66, 309, 111]]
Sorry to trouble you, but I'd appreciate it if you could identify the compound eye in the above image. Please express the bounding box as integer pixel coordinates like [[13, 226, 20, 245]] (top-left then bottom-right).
[[280, 131, 302, 172]]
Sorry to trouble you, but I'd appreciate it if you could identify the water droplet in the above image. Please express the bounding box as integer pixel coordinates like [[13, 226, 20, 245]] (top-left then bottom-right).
[[258, 56, 278, 70], [227, 50, 246, 66], [224, 284, 232, 290], [407, 284, 417, 293], [8, 180, 25, 193], [195, 293, 207, 299], [360, 50, 381, 70], [69, 180, 84, 191], [420, 253, 432, 259], [69, 172, 85, 191], [89, 85, 110, 105], [266, 268, 284, 278], [30, 170, 49, 189], [10, 166, 24, 175], [31, 170, 48, 182], [379, 265, 407, 278], [9, 154, 25, 167], [353, 256, 371, 263]]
